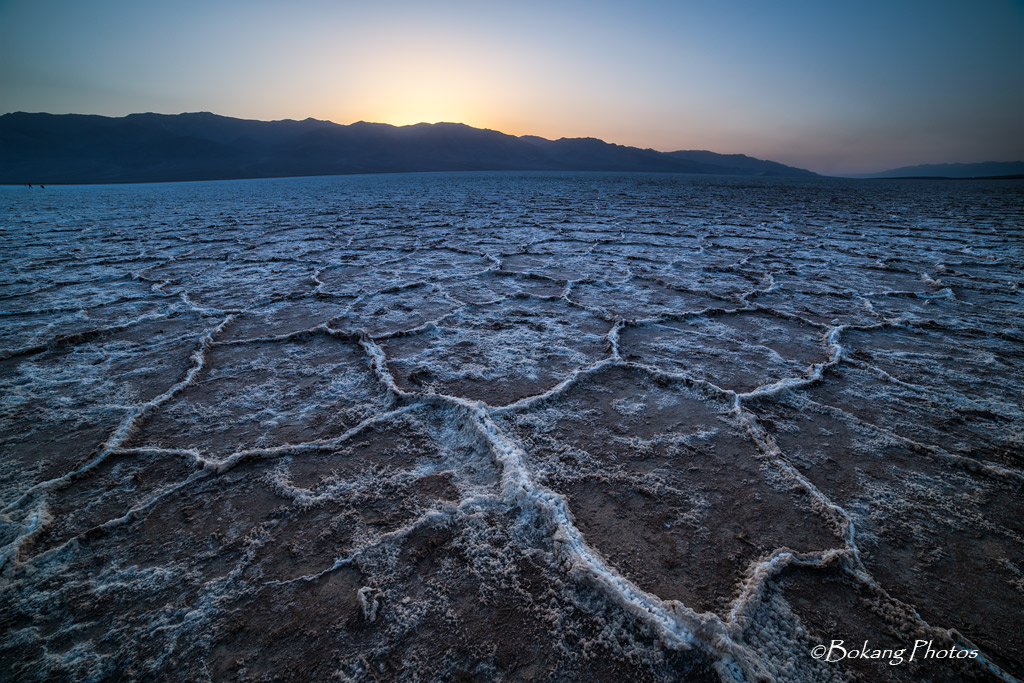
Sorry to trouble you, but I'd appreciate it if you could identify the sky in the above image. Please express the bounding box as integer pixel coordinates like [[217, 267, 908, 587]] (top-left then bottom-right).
[[1, 0, 1022, 175]]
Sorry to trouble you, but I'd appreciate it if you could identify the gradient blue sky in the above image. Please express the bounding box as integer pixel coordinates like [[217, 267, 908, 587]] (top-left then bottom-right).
[[1, 0, 1022, 174]]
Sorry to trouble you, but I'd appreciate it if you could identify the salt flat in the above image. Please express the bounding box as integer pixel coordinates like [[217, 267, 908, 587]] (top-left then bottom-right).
[[1, 172, 1021, 682]]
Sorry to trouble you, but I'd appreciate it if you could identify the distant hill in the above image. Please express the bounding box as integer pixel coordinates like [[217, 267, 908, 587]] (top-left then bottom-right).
[[0, 111, 819, 184], [665, 150, 814, 177], [859, 161, 1024, 178]]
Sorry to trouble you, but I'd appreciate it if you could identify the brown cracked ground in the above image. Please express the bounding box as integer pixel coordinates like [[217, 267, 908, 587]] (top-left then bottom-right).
[[1, 173, 1021, 682]]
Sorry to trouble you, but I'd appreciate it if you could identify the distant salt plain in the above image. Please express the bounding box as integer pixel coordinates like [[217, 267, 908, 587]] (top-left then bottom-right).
[[1, 172, 1021, 682]]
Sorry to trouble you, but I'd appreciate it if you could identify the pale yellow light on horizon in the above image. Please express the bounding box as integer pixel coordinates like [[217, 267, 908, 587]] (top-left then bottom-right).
[[317, 34, 547, 138], [357, 83, 494, 130]]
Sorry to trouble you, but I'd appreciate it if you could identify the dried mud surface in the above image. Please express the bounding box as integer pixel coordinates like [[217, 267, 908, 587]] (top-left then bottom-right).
[[1, 173, 1022, 682]]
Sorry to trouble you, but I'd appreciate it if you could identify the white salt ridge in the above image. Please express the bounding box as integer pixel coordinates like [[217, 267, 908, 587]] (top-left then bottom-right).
[[0, 175, 1021, 682]]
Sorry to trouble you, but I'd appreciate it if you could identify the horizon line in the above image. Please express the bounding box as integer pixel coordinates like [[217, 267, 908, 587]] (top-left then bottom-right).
[[4, 109, 1023, 178]]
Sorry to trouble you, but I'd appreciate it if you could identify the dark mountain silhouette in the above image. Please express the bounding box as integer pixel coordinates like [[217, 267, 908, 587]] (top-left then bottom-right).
[[664, 150, 814, 177], [858, 161, 1024, 178], [0, 111, 819, 184]]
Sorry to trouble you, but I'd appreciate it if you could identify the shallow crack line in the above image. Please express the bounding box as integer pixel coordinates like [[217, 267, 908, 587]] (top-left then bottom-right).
[[0, 273, 145, 299], [214, 322, 331, 345], [0, 310, 175, 361], [866, 287, 957, 300], [108, 404, 420, 475], [110, 445, 206, 461], [175, 291, 243, 316], [262, 493, 506, 587], [735, 325, 845, 401], [746, 302, 830, 330], [491, 357, 620, 416], [1, 315, 234, 517], [356, 333, 416, 400], [622, 302, 756, 329], [0, 291, 162, 318], [887, 436, 1024, 485], [837, 556, 1023, 683], [740, 410, 854, 543], [797, 394, 1024, 485], [13, 471, 211, 572], [369, 316, 449, 341], [199, 404, 422, 475], [841, 355, 1001, 412], [0, 499, 49, 573], [947, 632, 1022, 683], [618, 360, 737, 403]]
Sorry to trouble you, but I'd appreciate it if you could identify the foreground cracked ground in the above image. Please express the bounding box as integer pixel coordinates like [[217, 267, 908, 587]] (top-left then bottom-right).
[[1, 174, 1022, 682]]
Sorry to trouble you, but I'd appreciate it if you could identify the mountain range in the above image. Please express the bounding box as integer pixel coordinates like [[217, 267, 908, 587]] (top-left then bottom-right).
[[858, 161, 1024, 178], [0, 111, 819, 184]]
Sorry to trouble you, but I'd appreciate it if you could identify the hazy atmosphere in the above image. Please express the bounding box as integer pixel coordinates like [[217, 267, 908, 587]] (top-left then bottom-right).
[[1, 0, 1022, 175]]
